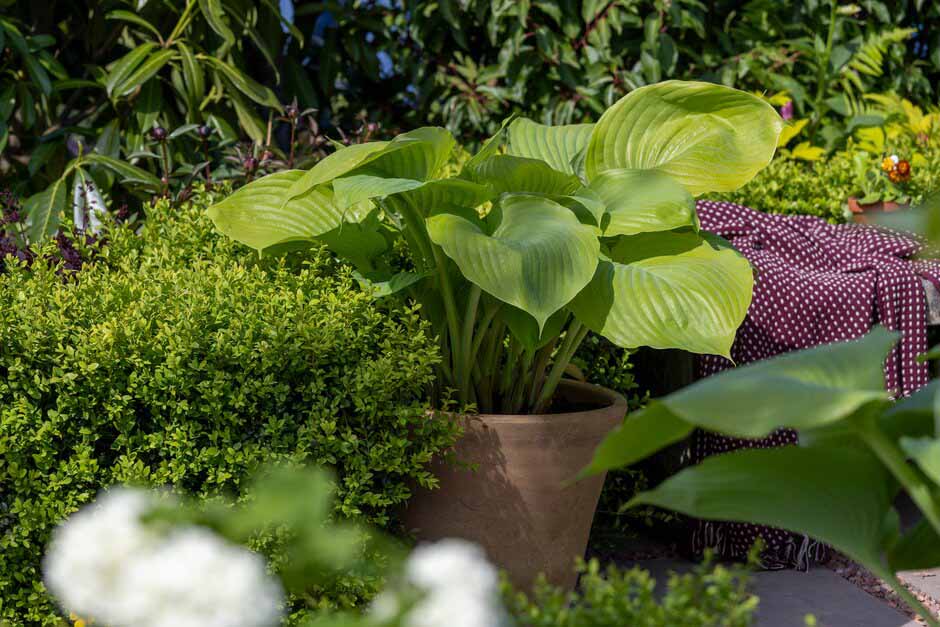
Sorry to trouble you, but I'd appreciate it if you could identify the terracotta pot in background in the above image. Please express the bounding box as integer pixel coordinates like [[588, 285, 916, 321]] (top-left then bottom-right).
[[402, 380, 627, 590], [848, 197, 910, 224]]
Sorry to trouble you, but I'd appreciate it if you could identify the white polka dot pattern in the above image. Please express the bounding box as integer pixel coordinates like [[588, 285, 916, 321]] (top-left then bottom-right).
[[685, 200, 940, 570]]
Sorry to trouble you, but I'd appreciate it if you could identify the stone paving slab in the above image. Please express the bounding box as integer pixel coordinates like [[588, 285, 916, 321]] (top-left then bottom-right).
[[633, 559, 918, 627]]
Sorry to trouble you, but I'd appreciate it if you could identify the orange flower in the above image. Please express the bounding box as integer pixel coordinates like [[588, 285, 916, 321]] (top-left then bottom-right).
[[881, 156, 895, 172], [888, 169, 903, 183], [897, 159, 911, 178]]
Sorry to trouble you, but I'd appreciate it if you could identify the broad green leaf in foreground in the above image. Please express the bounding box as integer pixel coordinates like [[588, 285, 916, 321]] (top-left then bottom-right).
[[582, 328, 898, 476], [584, 81, 783, 195], [570, 231, 753, 358], [587, 168, 697, 236], [661, 326, 896, 438], [630, 445, 897, 576], [506, 118, 594, 175], [579, 401, 693, 478], [207, 170, 372, 253], [427, 194, 599, 331]]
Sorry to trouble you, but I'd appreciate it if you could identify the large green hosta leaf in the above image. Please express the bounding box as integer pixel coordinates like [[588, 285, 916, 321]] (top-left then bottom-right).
[[630, 445, 897, 576], [207, 170, 372, 253], [468, 155, 581, 196], [506, 118, 594, 175], [286, 127, 455, 199], [570, 231, 753, 357], [582, 328, 897, 475], [427, 194, 599, 330], [584, 81, 783, 195], [587, 168, 697, 236]]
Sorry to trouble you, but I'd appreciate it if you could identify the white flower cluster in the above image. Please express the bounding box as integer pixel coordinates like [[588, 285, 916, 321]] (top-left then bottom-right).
[[373, 539, 507, 627], [43, 488, 284, 627]]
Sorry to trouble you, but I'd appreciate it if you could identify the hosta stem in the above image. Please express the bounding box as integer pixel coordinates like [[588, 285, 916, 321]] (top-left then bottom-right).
[[533, 320, 588, 414], [432, 246, 463, 396], [459, 285, 482, 400]]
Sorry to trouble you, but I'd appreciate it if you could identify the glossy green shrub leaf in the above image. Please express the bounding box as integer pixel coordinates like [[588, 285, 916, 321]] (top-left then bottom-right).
[[587, 168, 697, 236], [630, 445, 896, 575], [84, 154, 162, 190], [103, 42, 157, 96], [427, 194, 599, 330], [23, 175, 66, 243], [112, 49, 176, 97], [207, 170, 371, 253], [199, 0, 236, 46], [570, 231, 753, 358], [584, 81, 783, 195], [506, 118, 594, 175], [204, 57, 280, 109]]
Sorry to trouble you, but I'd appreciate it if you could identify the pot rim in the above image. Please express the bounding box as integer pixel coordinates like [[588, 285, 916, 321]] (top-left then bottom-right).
[[437, 380, 627, 425]]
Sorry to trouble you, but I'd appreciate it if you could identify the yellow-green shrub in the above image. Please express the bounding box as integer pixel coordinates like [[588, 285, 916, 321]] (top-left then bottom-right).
[[0, 188, 456, 625]]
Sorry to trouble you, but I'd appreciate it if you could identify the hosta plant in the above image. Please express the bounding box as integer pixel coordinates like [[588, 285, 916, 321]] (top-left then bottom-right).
[[208, 81, 782, 414]]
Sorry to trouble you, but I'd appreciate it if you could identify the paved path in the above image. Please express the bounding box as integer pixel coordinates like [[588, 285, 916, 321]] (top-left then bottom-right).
[[631, 558, 917, 627]]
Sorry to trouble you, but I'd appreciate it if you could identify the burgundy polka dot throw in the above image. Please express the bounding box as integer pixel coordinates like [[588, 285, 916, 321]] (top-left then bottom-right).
[[686, 200, 940, 570]]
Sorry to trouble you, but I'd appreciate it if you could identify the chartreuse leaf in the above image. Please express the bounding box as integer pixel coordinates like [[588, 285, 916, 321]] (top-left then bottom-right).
[[427, 194, 599, 331], [584, 81, 783, 194], [570, 231, 753, 358], [286, 128, 455, 201], [286, 142, 390, 199], [207, 170, 373, 254], [630, 445, 896, 576], [24, 175, 67, 243], [333, 175, 426, 211], [506, 118, 594, 175], [468, 155, 581, 195], [587, 168, 697, 236], [388, 178, 492, 219]]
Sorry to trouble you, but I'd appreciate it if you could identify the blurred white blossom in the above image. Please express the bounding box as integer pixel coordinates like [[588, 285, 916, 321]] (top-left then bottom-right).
[[375, 539, 506, 627], [43, 488, 284, 627]]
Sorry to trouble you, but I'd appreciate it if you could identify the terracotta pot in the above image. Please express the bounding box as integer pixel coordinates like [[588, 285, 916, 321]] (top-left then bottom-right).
[[402, 380, 627, 590], [847, 197, 910, 224]]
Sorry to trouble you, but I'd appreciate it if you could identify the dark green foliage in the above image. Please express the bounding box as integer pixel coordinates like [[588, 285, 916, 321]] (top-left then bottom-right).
[[3, 1, 938, 200], [505, 557, 758, 627], [0, 187, 457, 625]]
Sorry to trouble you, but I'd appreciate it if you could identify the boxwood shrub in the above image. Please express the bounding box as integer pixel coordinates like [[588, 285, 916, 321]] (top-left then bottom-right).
[[0, 188, 457, 625]]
